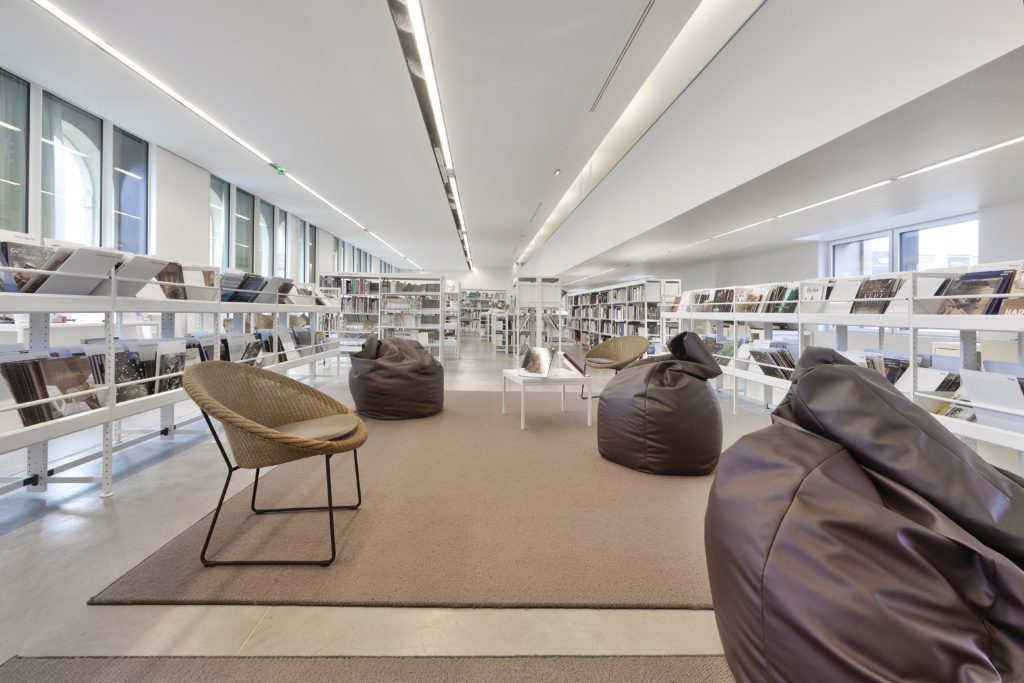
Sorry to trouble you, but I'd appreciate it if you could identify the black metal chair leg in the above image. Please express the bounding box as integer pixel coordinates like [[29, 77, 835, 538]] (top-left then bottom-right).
[[250, 449, 361, 513], [198, 410, 355, 568]]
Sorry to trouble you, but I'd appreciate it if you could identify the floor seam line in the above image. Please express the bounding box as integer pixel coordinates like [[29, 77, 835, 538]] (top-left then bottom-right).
[[234, 607, 273, 655]]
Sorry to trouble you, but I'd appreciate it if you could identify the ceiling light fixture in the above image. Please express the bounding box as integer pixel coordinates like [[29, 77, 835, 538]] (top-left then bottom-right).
[[566, 267, 616, 285], [30, 0, 417, 270], [391, 0, 472, 270]]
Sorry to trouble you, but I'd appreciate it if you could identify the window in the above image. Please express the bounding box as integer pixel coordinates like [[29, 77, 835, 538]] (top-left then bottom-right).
[[332, 236, 340, 271], [899, 219, 978, 271], [234, 189, 255, 272], [304, 223, 317, 282], [831, 216, 979, 277], [112, 128, 147, 253], [274, 209, 287, 277], [209, 176, 230, 268], [0, 69, 28, 233], [832, 234, 891, 277], [256, 199, 273, 276], [41, 93, 102, 245]]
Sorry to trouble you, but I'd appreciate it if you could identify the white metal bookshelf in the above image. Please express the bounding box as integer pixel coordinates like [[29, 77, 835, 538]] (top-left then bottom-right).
[[661, 264, 1024, 464], [459, 288, 507, 337], [513, 276, 562, 356], [566, 278, 681, 349], [445, 283, 461, 361], [319, 272, 448, 359], [0, 271, 342, 499]]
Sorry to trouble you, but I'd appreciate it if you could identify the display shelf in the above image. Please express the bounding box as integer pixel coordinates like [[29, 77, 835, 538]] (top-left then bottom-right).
[[668, 262, 1024, 456], [565, 278, 680, 349]]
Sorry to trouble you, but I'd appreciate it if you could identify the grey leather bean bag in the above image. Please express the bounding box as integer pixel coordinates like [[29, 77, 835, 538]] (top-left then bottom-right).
[[349, 336, 443, 420], [597, 332, 723, 475], [706, 347, 1024, 682]]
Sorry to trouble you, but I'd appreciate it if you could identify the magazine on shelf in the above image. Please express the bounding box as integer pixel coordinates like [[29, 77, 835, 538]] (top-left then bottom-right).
[[182, 266, 219, 301], [253, 276, 291, 304], [823, 279, 862, 313], [277, 329, 301, 362], [850, 277, 903, 314], [86, 349, 151, 402], [0, 243, 57, 293], [936, 269, 1015, 315], [520, 346, 554, 377], [155, 262, 187, 300], [0, 356, 104, 426], [155, 340, 188, 393], [91, 254, 169, 298], [34, 247, 125, 296], [709, 289, 734, 313]]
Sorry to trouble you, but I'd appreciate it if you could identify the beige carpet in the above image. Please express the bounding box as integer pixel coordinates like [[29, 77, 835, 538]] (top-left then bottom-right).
[[91, 391, 714, 608], [0, 656, 733, 682]]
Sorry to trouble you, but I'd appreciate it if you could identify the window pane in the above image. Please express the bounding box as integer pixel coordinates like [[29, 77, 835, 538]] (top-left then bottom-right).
[[275, 209, 287, 277], [899, 219, 978, 271], [305, 224, 317, 281], [112, 128, 147, 253], [0, 69, 28, 233], [833, 235, 890, 277], [256, 200, 273, 276], [235, 189, 254, 272], [209, 176, 229, 268], [42, 93, 102, 245]]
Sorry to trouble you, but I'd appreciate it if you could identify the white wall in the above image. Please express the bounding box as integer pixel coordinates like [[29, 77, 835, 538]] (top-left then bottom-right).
[[440, 266, 512, 293], [644, 241, 823, 290], [979, 198, 1024, 262], [150, 146, 210, 267]]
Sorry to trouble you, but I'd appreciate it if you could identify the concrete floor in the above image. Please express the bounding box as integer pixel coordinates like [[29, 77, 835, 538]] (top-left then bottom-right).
[[0, 339, 772, 663]]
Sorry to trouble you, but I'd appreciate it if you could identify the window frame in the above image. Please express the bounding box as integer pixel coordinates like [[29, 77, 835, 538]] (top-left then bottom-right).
[[829, 214, 978, 277], [111, 125, 148, 254], [0, 67, 30, 233]]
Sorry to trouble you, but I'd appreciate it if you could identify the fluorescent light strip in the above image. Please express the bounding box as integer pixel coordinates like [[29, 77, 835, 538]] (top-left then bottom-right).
[[896, 133, 1024, 180], [776, 180, 893, 219], [567, 267, 616, 285], [0, 121, 22, 132], [403, 0, 472, 270], [406, 0, 452, 172], [644, 131, 1024, 263], [113, 166, 143, 180], [31, 0, 419, 270]]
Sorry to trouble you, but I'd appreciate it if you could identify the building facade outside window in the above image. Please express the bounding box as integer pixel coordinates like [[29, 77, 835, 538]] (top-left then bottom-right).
[[41, 92, 102, 245], [0, 68, 28, 233], [234, 189, 255, 272], [256, 199, 273, 276], [112, 127, 148, 253]]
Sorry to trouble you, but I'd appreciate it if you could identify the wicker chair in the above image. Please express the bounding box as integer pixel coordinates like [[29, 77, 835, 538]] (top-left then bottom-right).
[[585, 335, 651, 372], [580, 335, 650, 398], [183, 361, 367, 567]]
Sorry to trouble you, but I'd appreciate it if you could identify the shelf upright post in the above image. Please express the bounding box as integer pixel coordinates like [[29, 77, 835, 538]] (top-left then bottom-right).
[[308, 305, 318, 378], [101, 305, 116, 496], [159, 309, 176, 440], [960, 330, 980, 371], [25, 311, 49, 492]]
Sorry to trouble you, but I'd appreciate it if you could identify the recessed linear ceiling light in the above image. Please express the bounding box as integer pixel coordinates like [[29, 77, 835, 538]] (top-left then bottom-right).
[[639, 131, 1024, 264], [566, 267, 616, 286], [391, 0, 473, 270], [29, 0, 420, 271]]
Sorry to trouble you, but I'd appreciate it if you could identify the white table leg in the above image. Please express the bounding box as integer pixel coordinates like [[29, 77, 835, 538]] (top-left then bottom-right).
[[561, 383, 565, 412], [520, 382, 526, 430], [587, 381, 593, 426], [502, 375, 506, 415]]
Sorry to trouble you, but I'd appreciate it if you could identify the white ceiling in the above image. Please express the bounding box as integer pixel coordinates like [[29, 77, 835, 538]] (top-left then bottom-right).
[[524, 0, 1024, 282], [559, 43, 1024, 286], [0, 0, 701, 272]]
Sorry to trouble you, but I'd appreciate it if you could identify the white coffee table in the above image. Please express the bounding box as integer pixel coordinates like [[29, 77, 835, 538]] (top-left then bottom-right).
[[501, 368, 593, 430]]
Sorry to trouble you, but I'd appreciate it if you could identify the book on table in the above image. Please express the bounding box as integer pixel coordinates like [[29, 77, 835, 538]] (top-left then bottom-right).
[[520, 346, 554, 377]]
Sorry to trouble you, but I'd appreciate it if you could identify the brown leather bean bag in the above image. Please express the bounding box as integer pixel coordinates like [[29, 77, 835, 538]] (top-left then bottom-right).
[[706, 347, 1024, 682], [597, 332, 723, 475], [349, 336, 443, 420]]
